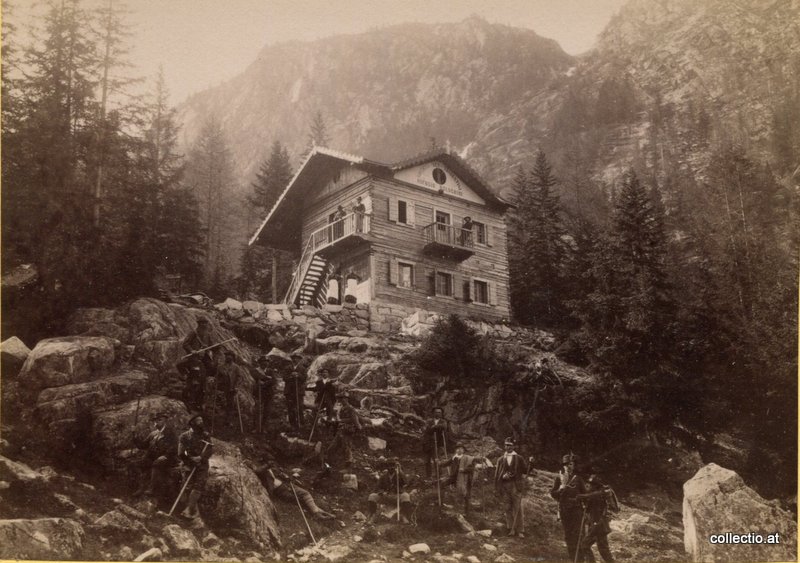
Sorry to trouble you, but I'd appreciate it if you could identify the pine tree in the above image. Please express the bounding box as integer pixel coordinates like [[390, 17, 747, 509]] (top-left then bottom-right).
[[301, 110, 330, 160], [507, 150, 567, 326], [184, 115, 238, 294]]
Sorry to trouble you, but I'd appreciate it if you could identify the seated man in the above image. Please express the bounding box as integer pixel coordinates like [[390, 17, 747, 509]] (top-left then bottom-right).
[[367, 459, 413, 524], [256, 466, 334, 520], [133, 414, 179, 498]]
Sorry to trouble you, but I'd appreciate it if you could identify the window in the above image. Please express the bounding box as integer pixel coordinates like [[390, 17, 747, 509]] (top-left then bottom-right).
[[389, 196, 414, 225], [435, 210, 451, 225], [473, 280, 489, 304], [432, 167, 447, 185], [474, 221, 487, 245], [398, 200, 408, 224], [398, 262, 413, 288], [436, 272, 453, 296]]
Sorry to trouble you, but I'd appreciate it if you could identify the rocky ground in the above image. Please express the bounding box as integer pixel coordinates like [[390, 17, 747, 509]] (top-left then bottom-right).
[[0, 296, 795, 562]]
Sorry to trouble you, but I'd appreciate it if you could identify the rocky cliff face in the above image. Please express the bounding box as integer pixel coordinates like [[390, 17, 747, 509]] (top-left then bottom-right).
[[177, 1, 799, 201]]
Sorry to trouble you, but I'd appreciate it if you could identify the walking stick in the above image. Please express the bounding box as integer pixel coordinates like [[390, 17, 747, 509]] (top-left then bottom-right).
[[235, 394, 244, 435], [296, 381, 302, 429], [396, 464, 401, 522], [308, 406, 321, 442], [442, 432, 451, 476], [257, 383, 262, 434], [290, 481, 317, 545], [574, 506, 587, 563], [169, 440, 210, 516], [433, 433, 442, 508], [210, 376, 218, 435]]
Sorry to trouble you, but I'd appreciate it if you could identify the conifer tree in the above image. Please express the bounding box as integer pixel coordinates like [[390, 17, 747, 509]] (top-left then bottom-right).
[[301, 110, 330, 160]]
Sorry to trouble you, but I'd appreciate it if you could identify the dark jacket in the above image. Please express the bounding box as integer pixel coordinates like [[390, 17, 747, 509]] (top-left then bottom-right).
[[421, 418, 451, 455], [494, 452, 528, 486], [178, 428, 213, 467], [309, 379, 337, 408], [551, 472, 588, 514], [283, 372, 307, 398]]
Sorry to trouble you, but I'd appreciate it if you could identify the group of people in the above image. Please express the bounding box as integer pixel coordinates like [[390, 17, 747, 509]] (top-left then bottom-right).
[[159, 319, 617, 560], [330, 195, 368, 239]]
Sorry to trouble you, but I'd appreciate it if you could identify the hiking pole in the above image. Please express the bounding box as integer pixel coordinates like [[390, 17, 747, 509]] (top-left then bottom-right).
[[257, 383, 262, 434], [308, 406, 321, 442], [235, 394, 244, 434], [296, 378, 302, 429], [434, 433, 442, 508], [396, 464, 401, 522], [210, 376, 218, 435], [179, 338, 237, 361], [442, 432, 451, 476], [574, 506, 587, 563], [290, 481, 317, 545], [169, 440, 210, 516]]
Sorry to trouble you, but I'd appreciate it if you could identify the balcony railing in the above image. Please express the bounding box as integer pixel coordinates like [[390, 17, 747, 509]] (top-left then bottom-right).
[[422, 222, 475, 249], [310, 212, 371, 254]]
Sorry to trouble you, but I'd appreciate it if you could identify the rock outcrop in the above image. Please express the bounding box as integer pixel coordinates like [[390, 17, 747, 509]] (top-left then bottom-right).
[[0, 336, 31, 378], [202, 440, 280, 552], [0, 517, 85, 559], [683, 463, 797, 562]]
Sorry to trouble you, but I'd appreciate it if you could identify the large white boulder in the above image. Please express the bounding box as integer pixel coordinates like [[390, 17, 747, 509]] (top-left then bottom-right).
[[0, 518, 85, 559], [202, 440, 280, 551], [17, 336, 117, 397], [683, 463, 797, 562], [0, 336, 31, 378]]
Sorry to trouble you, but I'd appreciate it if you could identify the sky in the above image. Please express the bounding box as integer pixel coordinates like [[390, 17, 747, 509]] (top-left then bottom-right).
[[10, 0, 628, 104]]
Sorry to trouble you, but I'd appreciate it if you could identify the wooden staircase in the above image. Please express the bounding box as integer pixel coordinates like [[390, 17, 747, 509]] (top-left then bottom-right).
[[284, 212, 370, 306]]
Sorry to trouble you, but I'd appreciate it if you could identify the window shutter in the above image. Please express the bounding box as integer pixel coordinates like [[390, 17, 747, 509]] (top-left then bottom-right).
[[389, 257, 398, 285], [407, 201, 416, 226], [485, 224, 492, 247], [464, 278, 473, 302], [449, 273, 455, 297], [488, 281, 497, 305], [415, 264, 426, 290], [432, 269, 438, 296], [388, 196, 398, 222]]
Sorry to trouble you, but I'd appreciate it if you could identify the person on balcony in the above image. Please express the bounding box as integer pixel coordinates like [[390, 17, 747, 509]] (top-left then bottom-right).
[[351, 196, 366, 233], [461, 216, 474, 246], [332, 205, 346, 239]]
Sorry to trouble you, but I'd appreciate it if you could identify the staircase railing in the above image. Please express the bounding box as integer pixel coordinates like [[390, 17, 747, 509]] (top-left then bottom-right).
[[284, 212, 371, 305]]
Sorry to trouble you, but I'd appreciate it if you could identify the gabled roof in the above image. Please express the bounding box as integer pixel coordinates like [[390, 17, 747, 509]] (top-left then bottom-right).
[[249, 146, 510, 249]]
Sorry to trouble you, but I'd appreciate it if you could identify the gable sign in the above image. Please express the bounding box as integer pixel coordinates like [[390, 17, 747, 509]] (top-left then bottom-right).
[[394, 161, 485, 205]]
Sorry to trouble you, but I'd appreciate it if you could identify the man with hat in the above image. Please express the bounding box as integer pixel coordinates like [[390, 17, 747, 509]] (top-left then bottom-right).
[[217, 350, 242, 426], [179, 317, 216, 409], [308, 368, 337, 420], [323, 388, 362, 467], [551, 453, 592, 562], [283, 368, 307, 430], [256, 466, 335, 520], [494, 437, 528, 537], [438, 443, 488, 516], [133, 413, 179, 498], [421, 406, 451, 478], [367, 458, 413, 524], [577, 473, 617, 562], [253, 355, 276, 431], [177, 413, 213, 519]]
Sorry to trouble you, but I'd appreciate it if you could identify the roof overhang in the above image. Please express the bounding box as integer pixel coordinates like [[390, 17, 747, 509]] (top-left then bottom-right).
[[248, 147, 385, 251]]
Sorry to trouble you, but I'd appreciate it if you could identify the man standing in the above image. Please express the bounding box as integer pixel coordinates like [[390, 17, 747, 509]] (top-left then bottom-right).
[[283, 369, 307, 430], [177, 414, 213, 520], [217, 351, 241, 426], [351, 196, 367, 233], [309, 368, 337, 420], [179, 318, 216, 409], [253, 356, 276, 431], [460, 216, 474, 246], [494, 437, 528, 537], [367, 459, 413, 524], [577, 474, 617, 562], [421, 407, 451, 478], [323, 389, 362, 467], [551, 453, 592, 562], [438, 443, 486, 516], [332, 205, 346, 239]]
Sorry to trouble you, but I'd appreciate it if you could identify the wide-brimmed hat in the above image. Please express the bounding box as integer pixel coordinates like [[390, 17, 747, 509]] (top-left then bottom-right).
[[562, 453, 579, 464], [503, 437, 515, 446], [187, 412, 204, 427]]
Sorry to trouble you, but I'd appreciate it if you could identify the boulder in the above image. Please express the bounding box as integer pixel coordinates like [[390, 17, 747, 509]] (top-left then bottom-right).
[[162, 524, 200, 556], [367, 437, 387, 451], [201, 440, 280, 551], [409, 543, 431, 554], [91, 396, 189, 469], [0, 517, 85, 559], [683, 463, 797, 562], [350, 363, 388, 389], [134, 340, 184, 370], [94, 509, 146, 534], [242, 301, 265, 315], [0, 455, 48, 485], [17, 336, 117, 397], [66, 307, 131, 342], [0, 336, 31, 378], [36, 371, 149, 440], [134, 547, 163, 561]]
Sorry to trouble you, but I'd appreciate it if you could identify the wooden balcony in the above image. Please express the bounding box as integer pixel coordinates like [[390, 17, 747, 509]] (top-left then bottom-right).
[[311, 213, 371, 258], [421, 222, 475, 261]]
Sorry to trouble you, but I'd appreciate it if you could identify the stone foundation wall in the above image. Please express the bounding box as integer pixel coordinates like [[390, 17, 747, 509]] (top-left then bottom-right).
[[368, 303, 419, 333], [368, 301, 517, 339]]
